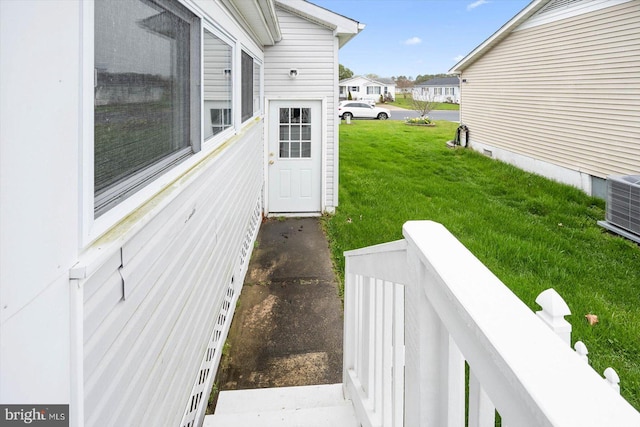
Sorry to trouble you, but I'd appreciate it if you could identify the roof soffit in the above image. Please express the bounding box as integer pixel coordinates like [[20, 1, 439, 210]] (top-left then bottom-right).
[[222, 0, 282, 46]]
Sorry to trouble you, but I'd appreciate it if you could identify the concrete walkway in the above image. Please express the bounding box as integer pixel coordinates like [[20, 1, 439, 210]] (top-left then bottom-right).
[[212, 218, 343, 406]]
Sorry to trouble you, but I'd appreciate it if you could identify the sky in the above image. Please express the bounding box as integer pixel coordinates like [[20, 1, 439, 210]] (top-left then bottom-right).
[[308, 0, 531, 79]]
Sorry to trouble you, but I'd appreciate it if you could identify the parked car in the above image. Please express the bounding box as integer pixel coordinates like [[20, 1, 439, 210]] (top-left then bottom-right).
[[338, 101, 390, 120]]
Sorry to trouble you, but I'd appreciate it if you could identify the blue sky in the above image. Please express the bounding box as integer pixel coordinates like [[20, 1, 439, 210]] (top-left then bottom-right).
[[308, 0, 531, 79]]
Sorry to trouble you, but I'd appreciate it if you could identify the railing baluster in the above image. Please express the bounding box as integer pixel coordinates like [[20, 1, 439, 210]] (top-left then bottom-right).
[[392, 284, 405, 427], [468, 369, 495, 427], [604, 368, 621, 394], [574, 341, 589, 364], [447, 336, 465, 427], [381, 281, 394, 426], [373, 278, 384, 421]]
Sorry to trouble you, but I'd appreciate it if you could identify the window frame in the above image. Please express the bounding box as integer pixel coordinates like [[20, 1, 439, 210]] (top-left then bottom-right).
[[82, 0, 264, 245], [202, 23, 236, 144]]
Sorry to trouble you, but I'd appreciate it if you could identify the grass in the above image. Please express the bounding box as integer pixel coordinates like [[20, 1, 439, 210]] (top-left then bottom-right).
[[389, 93, 460, 110], [323, 120, 640, 411]]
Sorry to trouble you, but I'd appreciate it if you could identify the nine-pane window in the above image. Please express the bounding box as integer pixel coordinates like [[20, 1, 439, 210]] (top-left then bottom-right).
[[94, 0, 200, 216], [279, 108, 311, 159]]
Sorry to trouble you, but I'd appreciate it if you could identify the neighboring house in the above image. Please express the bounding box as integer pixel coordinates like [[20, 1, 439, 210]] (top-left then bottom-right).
[[412, 76, 460, 103], [339, 75, 396, 102], [0, 1, 361, 426], [450, 0, 640, 198]]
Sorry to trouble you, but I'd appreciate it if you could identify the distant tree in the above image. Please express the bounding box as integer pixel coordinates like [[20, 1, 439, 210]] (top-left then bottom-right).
[[366, 73, 379, 80], [339, 64, 354, 80], [411, 94, 437, 117], [394, 75, 413, 90]]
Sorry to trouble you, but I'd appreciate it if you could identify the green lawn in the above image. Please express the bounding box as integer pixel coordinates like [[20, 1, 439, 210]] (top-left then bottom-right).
[[389, 93, 460, 110], [323, 120, 640, 410]]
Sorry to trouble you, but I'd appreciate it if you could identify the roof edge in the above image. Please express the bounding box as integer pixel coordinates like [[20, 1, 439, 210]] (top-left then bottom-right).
[[449, 0, 549, 74], [276, 0, 364, 48]]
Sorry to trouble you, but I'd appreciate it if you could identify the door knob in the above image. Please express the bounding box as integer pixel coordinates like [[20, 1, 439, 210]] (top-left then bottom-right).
[[269, 160, 274, 165]]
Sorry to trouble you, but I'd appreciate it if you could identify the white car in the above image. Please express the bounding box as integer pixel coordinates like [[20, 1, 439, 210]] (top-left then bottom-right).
[[338, 101, 390, 120]]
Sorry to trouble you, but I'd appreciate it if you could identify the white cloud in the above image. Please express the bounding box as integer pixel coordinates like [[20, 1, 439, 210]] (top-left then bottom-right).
[[404, 37, 422, 46], [453, 55, 464, 62], [467, 0, 489, 11]]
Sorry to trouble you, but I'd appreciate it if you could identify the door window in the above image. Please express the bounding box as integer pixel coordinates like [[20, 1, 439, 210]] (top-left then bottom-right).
[[278, 108, 311, 158]]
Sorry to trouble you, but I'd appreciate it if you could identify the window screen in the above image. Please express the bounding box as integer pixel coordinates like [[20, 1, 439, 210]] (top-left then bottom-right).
[[241, 50, 253, 122], [94, 0, 200, 216]]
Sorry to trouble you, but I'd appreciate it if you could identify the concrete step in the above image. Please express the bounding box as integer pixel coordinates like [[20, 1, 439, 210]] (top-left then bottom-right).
[[204, 384, 359, 427]]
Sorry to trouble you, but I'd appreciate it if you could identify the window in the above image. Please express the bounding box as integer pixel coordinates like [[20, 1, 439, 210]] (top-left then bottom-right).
[[279, 108, 311, 158], [94, 0, 200, 216], [210, 108, 231, 135], [366, 86, 381, 95], [204, 29, 232, 138], [350, 86, 359, 92], [241, 51, 253, 122]]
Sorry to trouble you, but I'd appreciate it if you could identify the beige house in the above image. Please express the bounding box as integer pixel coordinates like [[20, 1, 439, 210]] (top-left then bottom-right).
[[449, 0, 640, 198]]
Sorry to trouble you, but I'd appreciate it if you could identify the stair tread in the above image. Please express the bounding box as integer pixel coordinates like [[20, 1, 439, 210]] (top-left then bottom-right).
[[214, 383, 348, 414], [204, 403, 358, 427]]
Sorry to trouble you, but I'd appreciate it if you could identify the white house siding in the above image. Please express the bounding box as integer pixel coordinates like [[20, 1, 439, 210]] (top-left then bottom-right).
[[264, 8, 339, 210], [459, 1, 640, 186], [79, 126, 263, 427], [1, 0, 266, 425], [413, 86, 460, 103], [0, 0, 81, 404]]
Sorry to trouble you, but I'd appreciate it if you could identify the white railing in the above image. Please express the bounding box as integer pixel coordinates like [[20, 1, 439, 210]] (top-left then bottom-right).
[[343, 221, 640, 427]]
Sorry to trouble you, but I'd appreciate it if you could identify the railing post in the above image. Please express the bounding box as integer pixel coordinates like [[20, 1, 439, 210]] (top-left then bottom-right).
[[535, 288, 572, 345]]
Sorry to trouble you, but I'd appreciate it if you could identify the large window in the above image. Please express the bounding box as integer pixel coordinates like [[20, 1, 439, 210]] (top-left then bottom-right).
[[94, 0, 200, 216], [366, 86, 381, 95], [204, 29, 232, 138]]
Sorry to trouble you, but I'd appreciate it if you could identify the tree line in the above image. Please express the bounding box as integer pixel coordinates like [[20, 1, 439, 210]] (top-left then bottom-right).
[[339, 64, 452, 89]]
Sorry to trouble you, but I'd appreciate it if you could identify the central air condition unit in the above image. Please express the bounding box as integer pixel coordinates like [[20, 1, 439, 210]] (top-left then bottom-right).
[[597, 175, 640, 244]]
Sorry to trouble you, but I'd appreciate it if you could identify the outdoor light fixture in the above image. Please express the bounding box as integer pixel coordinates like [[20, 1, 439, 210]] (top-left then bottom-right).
[[289, 69, 298, 79]]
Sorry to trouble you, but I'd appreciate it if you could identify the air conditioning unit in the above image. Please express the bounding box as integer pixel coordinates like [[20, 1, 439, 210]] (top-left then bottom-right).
[[598, 175, 640, 243]]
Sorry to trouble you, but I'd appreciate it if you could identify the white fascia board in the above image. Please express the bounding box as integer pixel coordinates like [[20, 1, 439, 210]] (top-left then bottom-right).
[[448, 0, 549, 74], [276, 0, 363, 47], [223, 0, 282, 45]]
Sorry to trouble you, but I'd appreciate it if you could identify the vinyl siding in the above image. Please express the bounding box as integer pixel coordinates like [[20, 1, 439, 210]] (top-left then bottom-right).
[[80, 125, 263, 427], [264, 8, 338, 208], [460, 1, 640, 179]]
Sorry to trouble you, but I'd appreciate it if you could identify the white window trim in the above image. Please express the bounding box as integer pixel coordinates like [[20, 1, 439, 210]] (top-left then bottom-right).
[[202, 20, 237, 149], [81, 0, 204, 245], [82, 0, 265, 246]]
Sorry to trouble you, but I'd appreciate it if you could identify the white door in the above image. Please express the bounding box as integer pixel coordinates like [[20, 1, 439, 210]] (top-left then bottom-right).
[[268, 100, 322, 213]]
